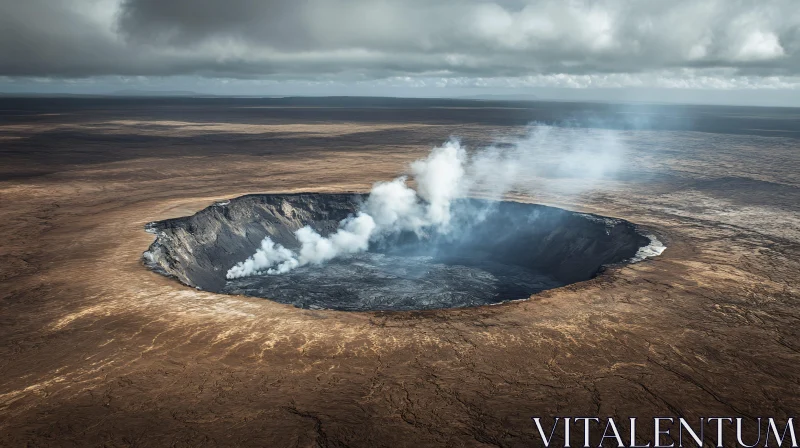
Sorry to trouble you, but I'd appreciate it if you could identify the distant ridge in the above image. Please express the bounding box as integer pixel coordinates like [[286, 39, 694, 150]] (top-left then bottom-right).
[[458, 94, 538, 101], [110, 89, 206, 97]]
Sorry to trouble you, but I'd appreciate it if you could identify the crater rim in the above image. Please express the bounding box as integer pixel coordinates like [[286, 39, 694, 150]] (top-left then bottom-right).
[[143, 192, 664, 312]]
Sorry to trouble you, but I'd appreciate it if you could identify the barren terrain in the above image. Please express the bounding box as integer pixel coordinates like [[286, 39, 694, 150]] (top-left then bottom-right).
[[1, 98, 799, 447]]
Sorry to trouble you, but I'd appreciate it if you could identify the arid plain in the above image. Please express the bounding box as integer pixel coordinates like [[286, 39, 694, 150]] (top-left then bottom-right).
[[1, 98, 799, 447]]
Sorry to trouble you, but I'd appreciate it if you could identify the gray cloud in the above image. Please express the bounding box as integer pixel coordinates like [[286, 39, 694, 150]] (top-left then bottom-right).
[[1, 0, 799, 85]]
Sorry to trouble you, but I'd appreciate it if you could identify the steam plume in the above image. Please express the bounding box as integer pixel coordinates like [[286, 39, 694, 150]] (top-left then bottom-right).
[[226, 125, 623, 279]]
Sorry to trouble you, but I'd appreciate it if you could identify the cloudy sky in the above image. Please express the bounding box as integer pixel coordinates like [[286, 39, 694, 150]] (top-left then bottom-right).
[[1, 0, 799, 105]]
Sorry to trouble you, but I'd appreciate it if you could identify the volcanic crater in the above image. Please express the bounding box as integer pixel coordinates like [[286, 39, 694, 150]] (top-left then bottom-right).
[[144, 193, 657, 311]]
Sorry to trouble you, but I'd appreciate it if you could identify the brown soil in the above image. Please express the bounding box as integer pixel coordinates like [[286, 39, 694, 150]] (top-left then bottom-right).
[[1, 99, 799, 447]]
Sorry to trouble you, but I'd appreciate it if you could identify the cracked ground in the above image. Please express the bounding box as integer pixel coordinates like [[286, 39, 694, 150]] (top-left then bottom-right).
[[1, 98, 799, 447]]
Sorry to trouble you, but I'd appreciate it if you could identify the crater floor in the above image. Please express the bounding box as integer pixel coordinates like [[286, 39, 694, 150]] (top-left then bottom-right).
[[223, 253, 564, 311]]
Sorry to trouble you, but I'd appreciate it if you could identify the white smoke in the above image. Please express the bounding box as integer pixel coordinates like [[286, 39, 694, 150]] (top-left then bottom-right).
[[225, 237, 297, 277], [408, 140, 467, 230], [227, 212, 376, 277], [226, 125, 624, 279]]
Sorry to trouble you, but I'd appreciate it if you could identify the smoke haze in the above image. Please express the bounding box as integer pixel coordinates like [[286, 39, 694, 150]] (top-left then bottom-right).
[[226, 124, 624, 279]]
